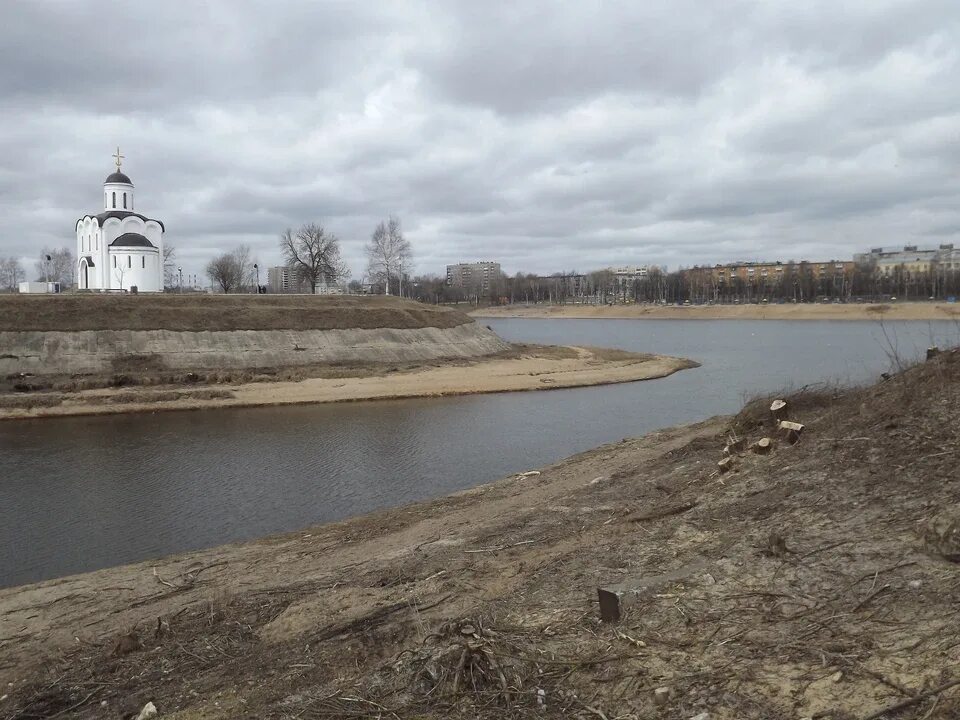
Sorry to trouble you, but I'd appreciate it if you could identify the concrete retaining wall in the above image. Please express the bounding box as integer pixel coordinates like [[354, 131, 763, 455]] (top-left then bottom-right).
[[0, 323, 511, 376]]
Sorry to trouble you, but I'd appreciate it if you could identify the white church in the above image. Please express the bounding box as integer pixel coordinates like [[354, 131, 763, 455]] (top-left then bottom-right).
[[75, 150, 165, 292]]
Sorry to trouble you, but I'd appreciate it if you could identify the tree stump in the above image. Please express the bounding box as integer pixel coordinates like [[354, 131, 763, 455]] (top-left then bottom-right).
[[752, 437, 773, 454], [770, 399, 787, 421], [922, 510, 960, 561]]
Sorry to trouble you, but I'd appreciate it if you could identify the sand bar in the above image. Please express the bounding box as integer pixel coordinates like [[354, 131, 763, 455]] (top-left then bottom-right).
[[0, 346, 697, 420]]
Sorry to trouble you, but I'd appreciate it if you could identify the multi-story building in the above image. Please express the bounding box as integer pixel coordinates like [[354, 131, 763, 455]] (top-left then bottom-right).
[[611, 266, 649, 286], [446, 261, 501, 291], [268, 266, 292, 293], [854, 245, 958, 275]]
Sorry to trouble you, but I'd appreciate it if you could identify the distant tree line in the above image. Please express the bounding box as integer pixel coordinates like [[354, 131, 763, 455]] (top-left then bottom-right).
[[401, 263, 960, 307]]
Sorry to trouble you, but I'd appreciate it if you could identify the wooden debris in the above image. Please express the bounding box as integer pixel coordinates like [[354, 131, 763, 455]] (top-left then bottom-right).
[[752, 437, 772, 454], [598, 587, 621, 623], [717, 456, 735, 473], [778, 420, 804, 445], [724, 436, 747, 455], [653, 686, 671, 706]]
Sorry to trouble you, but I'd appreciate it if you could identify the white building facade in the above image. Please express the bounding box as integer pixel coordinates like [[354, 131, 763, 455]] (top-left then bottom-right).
[[75, 155, 165, 292]]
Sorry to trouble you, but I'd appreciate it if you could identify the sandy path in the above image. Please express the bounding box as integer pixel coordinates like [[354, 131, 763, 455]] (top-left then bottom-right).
[[0, 347, 696, 420], [471, 301, 960, 321]]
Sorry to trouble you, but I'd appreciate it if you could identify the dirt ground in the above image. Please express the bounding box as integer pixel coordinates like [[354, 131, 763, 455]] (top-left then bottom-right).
[[0, 294, 469, 332], [1, 349, 959, 719], [471, 301, 960, 322], [0, 345, 695, 420]]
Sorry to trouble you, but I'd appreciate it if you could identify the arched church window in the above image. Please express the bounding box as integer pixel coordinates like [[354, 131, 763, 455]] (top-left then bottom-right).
[[123, 193, 127, 209], [142, 256, 145, 269], [127, 255, 132, 268], [113, 256, 117, 268], [112, 192, 116, 209]]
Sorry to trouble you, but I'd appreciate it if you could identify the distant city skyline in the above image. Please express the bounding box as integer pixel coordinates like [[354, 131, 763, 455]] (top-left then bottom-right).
[[2, 2, 959, 283]]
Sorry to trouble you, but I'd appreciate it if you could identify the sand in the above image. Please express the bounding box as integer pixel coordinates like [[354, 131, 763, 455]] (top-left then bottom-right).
[[0, 346, 697, 420], [471, 301, 960, 321]]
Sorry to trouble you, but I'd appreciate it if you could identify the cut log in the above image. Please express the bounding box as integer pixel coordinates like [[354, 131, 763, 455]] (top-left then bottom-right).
[[778, 420, 804, 433], [717, 456, 735, 473], [752, 437, 772, 454]]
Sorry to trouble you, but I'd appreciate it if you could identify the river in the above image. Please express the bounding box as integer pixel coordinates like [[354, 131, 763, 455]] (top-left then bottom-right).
[[1, 318, 956, 587]]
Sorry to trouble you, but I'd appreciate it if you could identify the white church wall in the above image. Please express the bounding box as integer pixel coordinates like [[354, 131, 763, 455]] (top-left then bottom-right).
[[108, 249, 161, 292]]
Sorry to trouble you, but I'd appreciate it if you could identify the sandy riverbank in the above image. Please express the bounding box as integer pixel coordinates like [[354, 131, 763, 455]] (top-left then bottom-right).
[[1, 349, 958, 718], [471, 301, 960, 321], [0, 345, 696, 420]]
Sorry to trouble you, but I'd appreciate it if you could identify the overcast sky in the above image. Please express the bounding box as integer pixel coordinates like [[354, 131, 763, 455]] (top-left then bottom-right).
[[1, 1, 959, 281]]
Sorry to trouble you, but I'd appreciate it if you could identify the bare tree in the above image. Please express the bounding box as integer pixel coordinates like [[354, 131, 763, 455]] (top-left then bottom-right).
[[204, 245, 258, 293], [365, 216, 412, 296], [233, 243, 259, 291], [206, 252, 241, 293], [34, 247, 75, 286], [280, 224, 349, 293], [0, 257, 25, 292], [163, 244, 177, 288]]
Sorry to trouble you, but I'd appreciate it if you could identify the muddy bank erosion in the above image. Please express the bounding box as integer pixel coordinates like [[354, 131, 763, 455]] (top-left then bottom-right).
[[1, 349, 958, 718]]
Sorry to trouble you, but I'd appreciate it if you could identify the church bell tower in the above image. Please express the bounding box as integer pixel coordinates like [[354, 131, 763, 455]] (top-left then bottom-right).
[[103, 146, 134, 212]]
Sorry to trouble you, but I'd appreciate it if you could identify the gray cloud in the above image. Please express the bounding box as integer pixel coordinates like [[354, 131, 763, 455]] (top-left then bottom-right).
[[1, 0, 959, 281]]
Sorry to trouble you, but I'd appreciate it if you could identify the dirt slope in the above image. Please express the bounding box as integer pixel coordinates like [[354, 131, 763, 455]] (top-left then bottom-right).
[[0, 294, 470, 332], [1, 349, 958, 719]]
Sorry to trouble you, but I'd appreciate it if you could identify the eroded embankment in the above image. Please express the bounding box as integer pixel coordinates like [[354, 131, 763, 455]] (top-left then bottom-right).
[[2, 349, 958, 719], [0, 323, 510, 376], [0, 346, 697, 419]]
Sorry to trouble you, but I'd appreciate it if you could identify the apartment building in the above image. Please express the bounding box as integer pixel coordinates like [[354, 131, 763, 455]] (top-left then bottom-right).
[[685, 260, 855, 290], [854, 245, 959, 275], [446, 261, 502, 291]]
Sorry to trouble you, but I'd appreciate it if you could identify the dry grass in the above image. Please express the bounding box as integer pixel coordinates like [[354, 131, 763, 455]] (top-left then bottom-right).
[[0, 294, 471, 332]]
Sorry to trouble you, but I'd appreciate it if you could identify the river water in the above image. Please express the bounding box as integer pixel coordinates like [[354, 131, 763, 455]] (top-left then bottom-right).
[[1, 318, 956, 588]]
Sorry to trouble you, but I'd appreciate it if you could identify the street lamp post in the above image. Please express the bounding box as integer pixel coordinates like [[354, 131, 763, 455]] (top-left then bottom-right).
[[254, 263, 259, 294], [178, 266, 183, 293]]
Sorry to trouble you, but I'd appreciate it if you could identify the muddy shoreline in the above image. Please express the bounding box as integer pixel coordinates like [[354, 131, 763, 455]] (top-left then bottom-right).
[[0, 345, 697, 421]]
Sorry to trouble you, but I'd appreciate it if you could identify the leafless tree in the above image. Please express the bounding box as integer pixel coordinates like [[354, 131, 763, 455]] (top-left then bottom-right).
[[0, 257, 25, 291], [204, 245, 258, 293], [163, 244, 177, 288], [280, 224, 349, 293], [206, 252, 241, 293], [365, 216, 412, 296], [34, 247, 75, 286]]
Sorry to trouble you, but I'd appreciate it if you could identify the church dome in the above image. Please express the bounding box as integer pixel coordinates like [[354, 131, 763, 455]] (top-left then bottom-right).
[[105, 171, 133, 185], [110, 232, 156, 248]]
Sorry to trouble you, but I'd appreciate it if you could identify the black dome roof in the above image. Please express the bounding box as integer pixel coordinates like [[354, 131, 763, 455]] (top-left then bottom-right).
[[110, 232, 155, 248], [105, 171, 133, 185]]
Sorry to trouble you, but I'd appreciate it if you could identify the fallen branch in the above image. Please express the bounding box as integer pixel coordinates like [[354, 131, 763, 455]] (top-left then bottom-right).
[[464, 540, 538, 553], [860, 677, 960, 720]]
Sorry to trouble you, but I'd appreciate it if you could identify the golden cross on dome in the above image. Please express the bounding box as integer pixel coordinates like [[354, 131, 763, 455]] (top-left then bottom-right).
[[112, 146, 125, 171]]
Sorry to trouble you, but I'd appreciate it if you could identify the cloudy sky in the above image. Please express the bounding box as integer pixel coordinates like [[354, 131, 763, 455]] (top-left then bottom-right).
[[2, 1, 959, 281]]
